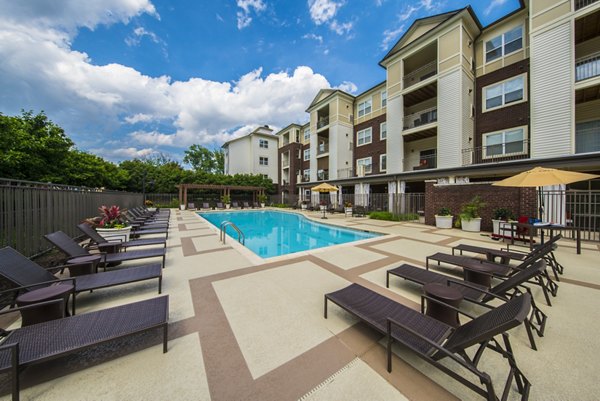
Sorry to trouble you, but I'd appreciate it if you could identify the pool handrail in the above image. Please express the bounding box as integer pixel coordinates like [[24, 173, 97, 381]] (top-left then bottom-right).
[[219, 221, 245, 245]]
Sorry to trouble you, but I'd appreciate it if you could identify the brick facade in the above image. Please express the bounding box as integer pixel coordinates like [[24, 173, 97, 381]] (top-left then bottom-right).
[[353, 114, 387, 175], [424, 181, 537, 232], [278, 142, 303, 195]]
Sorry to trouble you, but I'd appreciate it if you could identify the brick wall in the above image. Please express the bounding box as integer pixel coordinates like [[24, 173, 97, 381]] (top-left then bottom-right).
[[354, 114, 387, 174], [424, 181, 537, 231]]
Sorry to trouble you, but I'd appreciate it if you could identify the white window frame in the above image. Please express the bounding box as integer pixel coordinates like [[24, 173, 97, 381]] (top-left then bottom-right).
[[485, 25, 524, 64], [303, 169, 310, 180], [482, 126, 527, 159], [259, 139, 269, 149], [357, 127, 372, 147], [358, 98, 372, 118], [356, 157, 372, 174], [303, 128, 311, 141], [380, 154, 387, 172], [483, 74, 527, 112], [380, 122, 387, 140], [259, 156, 269, 166], [303, 148, 310, 161], [381, 90, 387, 107]]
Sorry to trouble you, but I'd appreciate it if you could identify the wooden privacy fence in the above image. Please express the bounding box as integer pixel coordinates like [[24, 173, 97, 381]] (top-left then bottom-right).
[[0, 178, 143, 257]]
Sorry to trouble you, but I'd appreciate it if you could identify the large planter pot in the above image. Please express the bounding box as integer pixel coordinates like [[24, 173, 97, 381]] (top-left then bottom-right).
[[461, 218, 482, 232], [225, 204, 231, 209], [320, 205, 327, 211], [344, 207, 352, 217], [96, 226, 132, 243], [492, 219, 503, 236], [435, 215, 453, 229], [301, 204, 308, 210], [146, 207, 157, 212], [179, 204, 185, 210]]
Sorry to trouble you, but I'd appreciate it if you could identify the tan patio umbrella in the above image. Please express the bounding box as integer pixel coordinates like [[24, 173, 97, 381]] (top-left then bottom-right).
[[311, 182, 339, 192], [492, 166, 599, 219]]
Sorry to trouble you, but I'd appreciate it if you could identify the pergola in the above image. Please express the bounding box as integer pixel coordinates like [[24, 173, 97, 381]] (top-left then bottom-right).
[[176, 184, 266, 208]]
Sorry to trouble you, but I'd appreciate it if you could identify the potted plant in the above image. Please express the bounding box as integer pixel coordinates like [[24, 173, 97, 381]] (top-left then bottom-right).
[[87, 205, 132, 242], [258, 194, 268, 208], [457, 196, 486, 232], [492, 207, 514, 236], [301, 200, 308, 210], [145, 199, 156, 212], [344, 201, 353, 216], [435, 207, 453, 229], [221, 194, 231, 209]]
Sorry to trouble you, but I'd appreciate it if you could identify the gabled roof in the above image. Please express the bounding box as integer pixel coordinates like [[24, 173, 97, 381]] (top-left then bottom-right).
[[274, 123, 303, 136], [379, 7, 482, 66], [305, 89, 355, 113], [221, 126, 276, 148]]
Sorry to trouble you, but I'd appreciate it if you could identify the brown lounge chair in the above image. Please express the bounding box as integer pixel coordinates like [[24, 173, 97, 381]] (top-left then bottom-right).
[[216, 202, 225, 210], [44, 231, 167, 269], [325, 283, 531, 401], [386, 259, 549, 350], [77, 223, 166, 250], [0, 247, 162, 315], [0, 296, 168, 401]]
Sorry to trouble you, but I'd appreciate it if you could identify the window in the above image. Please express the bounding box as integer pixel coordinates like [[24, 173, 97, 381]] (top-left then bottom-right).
[[357, 127, 372, 146], [380, 154, 387, 172], [304, 128, 311, 141], [303, 169, 310, 180], [381, 90, 387, 107], [576, 120, 600, 154], [295, 129, 300, 142], [259, 156, 269, 165], [303, 149, 310, 161], [485, 26, 523, 63], [259, 139, 269, 148], [483, 128, 525, 157], [484, 75, 525, 111], [358, 99, 372, 117], [380, 122, 387, 140], [297, 149, 302, 159], [356, 157, 372, 174]]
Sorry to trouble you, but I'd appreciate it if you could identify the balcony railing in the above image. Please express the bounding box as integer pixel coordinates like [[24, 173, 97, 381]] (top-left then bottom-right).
[[403, 60, 437, 89], [576, 52, 600, 82], [317, 116, 329, 129], [317, 142, 329, 155], [407, 153, 437, 170], [403, 107, 437, 130], [301, 175, 310, 182], [337, 168, 354, 179], [282, 159, 290, 168], [462, 139, 529, 165], [317, 170, 329, 181], [575, 0, 599, 10]]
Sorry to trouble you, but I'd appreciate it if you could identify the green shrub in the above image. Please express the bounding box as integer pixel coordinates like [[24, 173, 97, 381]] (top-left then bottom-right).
[[155, 199, 179, 208], [272, 203, 291, 208], [368, 212, 420, 222]]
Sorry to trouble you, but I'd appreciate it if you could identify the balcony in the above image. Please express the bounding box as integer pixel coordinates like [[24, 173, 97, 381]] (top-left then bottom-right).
[[576, 52, 600, 82], [462, 139, 530, 165], [575, 0, 599, 10], [409, 153, 437, 170], [403, 60, 437, 90], [576, 122, 600, 153], [317, 116, 329, 129], [317, 169, 329, 181], [282, 160, 290, 168], [337, 168, 354, 179], [403, 107, 437, 130], [317, 141, 329, 156], [301, 175, 310, 182]]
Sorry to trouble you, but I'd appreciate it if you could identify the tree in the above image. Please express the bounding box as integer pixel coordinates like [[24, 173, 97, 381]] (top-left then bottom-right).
[[213, 149, 225, 174], [183, 144, 224, 173]]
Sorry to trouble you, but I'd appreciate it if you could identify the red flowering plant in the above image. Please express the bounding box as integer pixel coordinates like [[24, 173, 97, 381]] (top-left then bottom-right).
[[86, 205, 129, 228]]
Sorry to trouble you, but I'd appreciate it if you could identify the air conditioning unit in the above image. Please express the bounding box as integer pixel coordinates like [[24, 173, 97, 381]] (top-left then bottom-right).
[[357, 164, 365, 177]]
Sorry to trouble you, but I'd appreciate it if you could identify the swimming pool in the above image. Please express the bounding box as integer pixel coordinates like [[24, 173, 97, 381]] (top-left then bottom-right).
[[198, 210, 381, 258]]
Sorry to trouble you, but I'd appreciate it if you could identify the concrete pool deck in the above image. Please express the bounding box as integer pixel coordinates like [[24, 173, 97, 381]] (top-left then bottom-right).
[[3, 208, 600, 400]]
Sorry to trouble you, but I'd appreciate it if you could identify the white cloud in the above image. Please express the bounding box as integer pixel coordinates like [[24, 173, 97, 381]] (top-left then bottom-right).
[[329, 20, 352, 35], [125, 26, 163, 46], [216, 13, 224, 22], [302, 33, 323, 44], [335, 81, 357, 94], [236, 0, 266, 29], [91, 146, 157, 160], [380, 0, 441, 51], [124, 113, 155, 124], [485, 0, 508, 16], [308, 0, 344, 25], [399, 5, 419, 22], [381, 24, 405, 50]]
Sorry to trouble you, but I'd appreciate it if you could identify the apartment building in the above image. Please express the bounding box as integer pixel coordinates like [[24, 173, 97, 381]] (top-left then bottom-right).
[[275, 123, 304, 203], [281, 0, 600, 206], [222, 125, 278, 182]]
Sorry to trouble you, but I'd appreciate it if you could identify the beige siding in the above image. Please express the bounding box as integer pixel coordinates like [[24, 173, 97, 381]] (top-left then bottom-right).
[[329, 101, 338, 124], [439, 26, 460, 61], [530, 22, 574, 158], [576, 99, 600, 121], [403, 22, 440, 47], [338, 98, 354, 124], [532, 1, 571, 30], [576, 36, 600, 59], [439, 55, 460, 72], [531, 0, 567, 15], [388, 61, 402, 96], [437, 71, 463, 167], [405, 98, 436, 115]]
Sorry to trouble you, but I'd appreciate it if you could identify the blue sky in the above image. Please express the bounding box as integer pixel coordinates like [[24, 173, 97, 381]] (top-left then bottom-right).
[[0, 0, 520, 165]]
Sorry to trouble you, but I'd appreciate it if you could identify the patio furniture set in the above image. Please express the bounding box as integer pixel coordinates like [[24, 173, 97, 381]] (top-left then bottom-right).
[[0, 207, 170, 401]]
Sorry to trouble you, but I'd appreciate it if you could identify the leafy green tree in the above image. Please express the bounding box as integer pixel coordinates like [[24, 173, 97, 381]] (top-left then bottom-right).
[[213, 149, 225, 174], [183, 144, 224, 173]]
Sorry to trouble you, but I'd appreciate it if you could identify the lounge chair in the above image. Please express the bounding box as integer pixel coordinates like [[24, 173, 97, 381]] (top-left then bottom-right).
[[216, 202, 225, 210], [353, 206, 366, 217], [77, 223, 166, 250], [324, 283, 531, 401], [253, 202, 260, 208], [0, 296, 168, 401], [187, 202, 196, 210], [243, 201, 250, 209], [202, 202, 211, 210], [44, 231, 167, 269], [386, 259, 549, 349], [230, 201, 238, 209], [0, 247, 162, 315], [451, 244, 527, 265]]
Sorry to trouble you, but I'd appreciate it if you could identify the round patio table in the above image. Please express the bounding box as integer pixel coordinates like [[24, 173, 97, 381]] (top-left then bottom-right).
[[464, 264, 496, 288], [16, 283, 74, 326], [67, 254, 102, 275], [423, 283, 463, 327]]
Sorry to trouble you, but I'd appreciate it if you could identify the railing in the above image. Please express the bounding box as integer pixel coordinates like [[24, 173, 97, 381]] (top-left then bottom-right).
[[575, 51, 600, 82], [575, 0, 599, 10], [0, 178, 143, 257], [317, 116, 329, 129], [403, 60, 437, 89], [544, 189, 600, 242], [337, 168, 354, 179], [339, 193, 425, 215], [220, 221, 245, 245], [575, 124, 600, 153], [403, 107, 437, 130], [462, 139, 530, 165], [317, 170, 329, 181], [282, 159, 290, 168], [405, 153, 437, 171], [317, 142, 329, 155], [302, 175, 311, 182]]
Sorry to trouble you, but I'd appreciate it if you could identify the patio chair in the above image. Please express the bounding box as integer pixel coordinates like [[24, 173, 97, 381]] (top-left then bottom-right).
[[253, 202, 260, 208], [187, 202, 196, 210], [202, 202, 211, 210], [231, 201, 240, 209], [216, 202, 225, 210], [77, 223, 166, 250], [353, 206, 366, 217], [386, 259, 549, 350], [0, 295, 169, 401], [451, 244, 527, 265], [243, 201, 250, 209], [44, 231, 167, 269], [0, 247, 162, 316], [324, 284, 531, 401]]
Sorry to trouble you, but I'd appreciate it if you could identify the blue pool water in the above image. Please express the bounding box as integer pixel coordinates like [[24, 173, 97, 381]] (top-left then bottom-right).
[[199, 210, 380, 258]]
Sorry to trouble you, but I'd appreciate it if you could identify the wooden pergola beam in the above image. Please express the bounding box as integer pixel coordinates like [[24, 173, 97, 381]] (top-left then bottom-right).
[[176, 184, 265, 209]]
